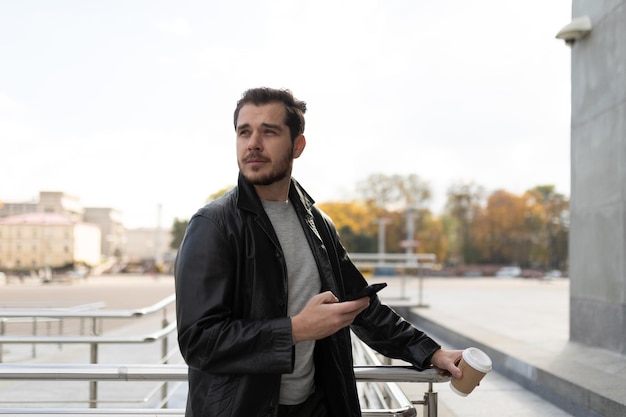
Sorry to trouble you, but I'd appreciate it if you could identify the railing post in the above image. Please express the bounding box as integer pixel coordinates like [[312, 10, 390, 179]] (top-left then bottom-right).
[[0, 319, 4, 363], [424, 382, 438, 417], [161, 309, 169, 408], [89, 342, 98, 408], [58, 318, 63, 350], [89, 317, 100, 408], [31, 317, 37, 359]]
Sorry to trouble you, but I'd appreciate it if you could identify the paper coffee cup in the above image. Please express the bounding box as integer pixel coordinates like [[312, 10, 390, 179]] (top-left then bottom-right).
[[450, 347, 492, 396]]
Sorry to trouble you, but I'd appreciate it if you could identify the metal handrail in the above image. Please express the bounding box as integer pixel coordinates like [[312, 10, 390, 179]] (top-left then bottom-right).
[[0, 363, 449, 417], [0, 294, 176, 319], [0, 295, 178, 408], [355, 366, 449, 383], [0, 321, 177, 345], [0, 363, 448, 383], [351, 253, 436, 269], [350, 253, 436, 261], [0, 293, 449, 416], [0, 411, 184, 416]]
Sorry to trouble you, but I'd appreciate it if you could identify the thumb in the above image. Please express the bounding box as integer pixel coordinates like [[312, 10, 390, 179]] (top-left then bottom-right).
[[316, 291, 339, 304]]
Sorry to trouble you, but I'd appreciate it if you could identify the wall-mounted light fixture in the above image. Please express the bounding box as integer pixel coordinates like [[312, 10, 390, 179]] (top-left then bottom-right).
[[556, 16, 592, 46]]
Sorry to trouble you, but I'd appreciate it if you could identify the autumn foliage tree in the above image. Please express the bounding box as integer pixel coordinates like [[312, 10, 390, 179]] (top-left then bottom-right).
[[316, 201, 379, 252], [176, 177, 569, 271], [444, 182, 485, 264], [475, 190, 528, 264], [522, 186, 569, 269]]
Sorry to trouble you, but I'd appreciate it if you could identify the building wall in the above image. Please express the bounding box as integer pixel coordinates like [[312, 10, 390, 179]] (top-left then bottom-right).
[[0, 214, 100, 270], [38, 191, 84, 222], [124, 227, 173, 261], [0, 201, 38, 218], [1, 192, 131, 259], [0, 194, 176, 271], [569, 0, 626, 354], [83, 207, 125, 257], [73, 223, 102, 266]]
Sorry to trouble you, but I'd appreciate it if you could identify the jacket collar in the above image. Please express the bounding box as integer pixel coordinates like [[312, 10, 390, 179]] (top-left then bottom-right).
[[236, 172, 315, 214]]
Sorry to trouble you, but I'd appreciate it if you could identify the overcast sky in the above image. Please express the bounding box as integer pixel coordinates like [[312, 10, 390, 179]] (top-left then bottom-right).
[[1, 1, 573, 228]]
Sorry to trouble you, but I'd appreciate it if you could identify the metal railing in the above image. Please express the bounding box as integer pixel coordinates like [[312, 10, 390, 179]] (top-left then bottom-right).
[[0, 295, 177, 407], [0, 294, 176, 361], [0, 293, 451, 416], [350, 253, 437, 270], [0, 363, 450, 417], [352, 333, 449, 417], [351, 252, 435, 306]]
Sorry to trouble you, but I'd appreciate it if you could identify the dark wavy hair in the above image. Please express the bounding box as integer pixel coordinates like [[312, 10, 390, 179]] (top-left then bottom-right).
[[233, 87, 307, 142]]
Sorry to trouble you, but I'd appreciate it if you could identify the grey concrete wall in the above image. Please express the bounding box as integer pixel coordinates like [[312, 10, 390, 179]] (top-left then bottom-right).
[[569, 0, 626, 354]]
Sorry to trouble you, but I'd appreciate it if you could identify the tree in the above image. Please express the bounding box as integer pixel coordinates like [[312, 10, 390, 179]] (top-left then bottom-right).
[[317, 201, 378, 252], [207, 185, 235, 203], [444, 182, 485, 264], [416, 211, 449, 263], [354, 173, 434, 254], [356, 173, 431, 211], [523, 185, 569, 269], [168, 185, 235, 252], [170, 218, 189, 250], [476, 190, 527, 265]]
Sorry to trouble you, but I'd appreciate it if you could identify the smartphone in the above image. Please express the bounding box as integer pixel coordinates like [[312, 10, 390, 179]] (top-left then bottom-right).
[[344, 282, 387, 301]]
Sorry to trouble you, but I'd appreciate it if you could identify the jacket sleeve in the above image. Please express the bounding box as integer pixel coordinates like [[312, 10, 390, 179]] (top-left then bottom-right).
[[351, 294, 441, 370], [317, 212, 441, 370], [174, 213, 294, 375]]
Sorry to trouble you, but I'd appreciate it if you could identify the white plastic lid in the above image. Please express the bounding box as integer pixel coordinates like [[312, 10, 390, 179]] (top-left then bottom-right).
[[462, 347, 492, 373]]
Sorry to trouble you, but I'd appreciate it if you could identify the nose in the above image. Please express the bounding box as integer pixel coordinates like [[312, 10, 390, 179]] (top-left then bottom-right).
[[247, 130, 262, 150]]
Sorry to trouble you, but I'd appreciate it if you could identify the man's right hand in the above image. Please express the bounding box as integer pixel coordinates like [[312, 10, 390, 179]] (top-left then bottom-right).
[[291, 291, 370, 343]]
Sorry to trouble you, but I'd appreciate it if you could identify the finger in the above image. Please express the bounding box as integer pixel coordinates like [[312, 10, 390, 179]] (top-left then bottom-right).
[[339, 299, 369, 313], [314, 291, 339, 304]]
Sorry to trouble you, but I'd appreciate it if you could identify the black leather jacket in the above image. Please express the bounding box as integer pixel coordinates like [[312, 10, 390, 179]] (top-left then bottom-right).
[[175, 174, 441, 417]]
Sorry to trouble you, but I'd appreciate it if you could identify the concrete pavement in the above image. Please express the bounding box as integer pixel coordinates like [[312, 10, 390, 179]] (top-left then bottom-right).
[[377, 276, 626, 417]]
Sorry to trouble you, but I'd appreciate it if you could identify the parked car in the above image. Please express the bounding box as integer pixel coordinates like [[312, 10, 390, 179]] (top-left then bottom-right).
[[373, 267, 396, 277], [543, 270, 563, 279], [495, 266, 522, 278]]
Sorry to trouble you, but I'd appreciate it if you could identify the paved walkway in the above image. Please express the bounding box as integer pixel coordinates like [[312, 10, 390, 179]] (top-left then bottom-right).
[[376, 276, 626, 417], [1, 275, 624, 416]]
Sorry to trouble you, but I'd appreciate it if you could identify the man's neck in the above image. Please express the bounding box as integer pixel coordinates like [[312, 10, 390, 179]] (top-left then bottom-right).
[[254, 178, 291, 202]]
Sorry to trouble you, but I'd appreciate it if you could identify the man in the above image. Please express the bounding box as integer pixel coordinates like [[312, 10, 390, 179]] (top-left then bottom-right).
[[175, 87, 462, 417]]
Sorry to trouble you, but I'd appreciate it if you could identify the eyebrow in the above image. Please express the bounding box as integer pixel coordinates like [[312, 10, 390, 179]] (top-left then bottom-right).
[[261, 122, 283, 131], [236, 123, 250, 132], [236, 122, 283, 132]]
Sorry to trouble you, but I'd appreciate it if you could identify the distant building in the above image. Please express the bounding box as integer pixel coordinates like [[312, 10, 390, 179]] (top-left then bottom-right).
[[0, 191, 84, 221], [0, 213, 101, 271], [0, 191, 172, 269], [125, 227, 175, 266], [84, 207, 125, 257], [0, 199, 38, 217], [38, 191, 84, 222]]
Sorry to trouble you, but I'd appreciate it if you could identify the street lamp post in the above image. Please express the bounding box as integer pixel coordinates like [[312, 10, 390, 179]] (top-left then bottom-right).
[[401, 206, 428, 307], [374, 218, 391, 265]]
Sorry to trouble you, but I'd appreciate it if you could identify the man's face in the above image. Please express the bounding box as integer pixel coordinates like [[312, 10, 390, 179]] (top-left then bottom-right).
[[236, 102, 300, 188]]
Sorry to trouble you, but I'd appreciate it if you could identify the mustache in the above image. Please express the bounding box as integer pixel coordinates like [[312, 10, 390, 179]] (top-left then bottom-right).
[[244, 152, 269, 162]]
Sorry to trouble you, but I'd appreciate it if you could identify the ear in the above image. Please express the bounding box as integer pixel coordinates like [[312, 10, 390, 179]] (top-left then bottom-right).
[[293, 135, 306, 159]]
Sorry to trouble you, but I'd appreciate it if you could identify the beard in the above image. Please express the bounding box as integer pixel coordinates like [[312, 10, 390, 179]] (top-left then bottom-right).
[[239, 145, 294, 186]]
